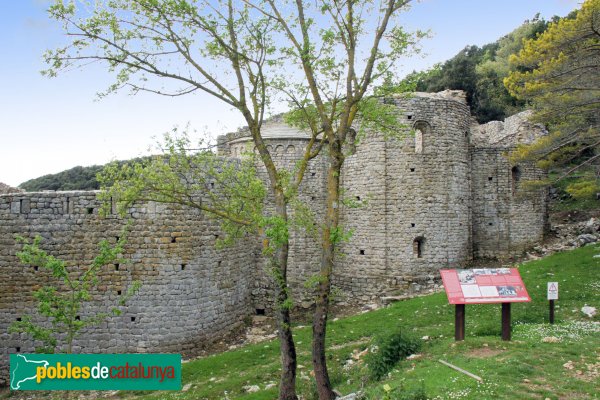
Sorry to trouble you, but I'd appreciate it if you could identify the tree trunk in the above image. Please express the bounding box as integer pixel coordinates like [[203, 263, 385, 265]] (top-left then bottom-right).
[[312, 153, 342, 400], [274, 191, 298, 400]]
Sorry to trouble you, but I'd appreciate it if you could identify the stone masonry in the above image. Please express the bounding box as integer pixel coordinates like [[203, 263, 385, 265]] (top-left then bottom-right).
[[0, 90, 547, 385]]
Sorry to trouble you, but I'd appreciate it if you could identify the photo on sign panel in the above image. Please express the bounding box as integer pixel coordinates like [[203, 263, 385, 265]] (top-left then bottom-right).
[[458, 270, 475, 284], [497, 286, 517, 296]]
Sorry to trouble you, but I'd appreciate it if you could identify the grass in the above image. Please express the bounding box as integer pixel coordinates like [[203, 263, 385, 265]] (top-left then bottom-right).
[[126, 244, 599, 400], [5, 245, 598, 399]]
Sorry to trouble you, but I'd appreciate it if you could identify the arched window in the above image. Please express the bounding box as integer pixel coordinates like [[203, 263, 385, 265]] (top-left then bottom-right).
[[511, 166, 521, 195], [413, 237, 424, 258], [413, 121, 431, 154]]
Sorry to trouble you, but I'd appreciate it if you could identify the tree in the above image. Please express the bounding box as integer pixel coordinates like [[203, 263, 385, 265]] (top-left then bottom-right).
[[10, 234, 140, 354], [44, 1, 421, 398], [44, 1, 320, 397], [257, 1, 422, 397], [504, 0, 600, 195]]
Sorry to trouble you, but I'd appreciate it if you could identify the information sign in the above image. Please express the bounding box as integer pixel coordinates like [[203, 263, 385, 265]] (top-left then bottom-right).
[[547, 282, 558, 300], [440, 268, 531, 305]]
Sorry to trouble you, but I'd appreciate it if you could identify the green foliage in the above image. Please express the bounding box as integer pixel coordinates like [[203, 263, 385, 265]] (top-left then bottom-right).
[[396, 16, 552, 123], [565, 180, 600, 200], [9, 233, 140, 353], [19, 165, 104, 191], [379, 383, 428, 400], [505, 0, 600, 192], [366, 331, 421, 381]]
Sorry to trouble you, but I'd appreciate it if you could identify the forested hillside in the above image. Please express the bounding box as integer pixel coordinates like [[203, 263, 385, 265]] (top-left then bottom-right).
[[399, 14, 572, 123], [19, 165, 105, 191]]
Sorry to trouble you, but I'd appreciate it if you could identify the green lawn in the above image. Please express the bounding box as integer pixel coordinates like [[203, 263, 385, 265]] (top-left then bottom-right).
[[128, 244, 599, 400]]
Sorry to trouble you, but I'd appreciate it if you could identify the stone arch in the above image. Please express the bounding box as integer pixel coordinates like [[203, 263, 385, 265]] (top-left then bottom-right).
[[275, 145, 284, 155], [286, 145, 296, 154], [511, 165, 521, 195], [413, 236, 425, 259], [413, 121, 431, 154]]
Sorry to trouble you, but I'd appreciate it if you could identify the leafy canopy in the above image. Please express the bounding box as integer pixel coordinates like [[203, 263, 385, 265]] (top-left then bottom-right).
[[505, 0, 600, 198]]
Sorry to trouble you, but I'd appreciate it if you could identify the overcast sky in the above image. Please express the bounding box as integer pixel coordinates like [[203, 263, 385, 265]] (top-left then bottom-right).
[[0, 0, 579, 187]]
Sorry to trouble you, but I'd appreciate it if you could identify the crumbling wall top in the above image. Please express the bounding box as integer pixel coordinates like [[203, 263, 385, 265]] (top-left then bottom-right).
[[471, 110, 547, 147]]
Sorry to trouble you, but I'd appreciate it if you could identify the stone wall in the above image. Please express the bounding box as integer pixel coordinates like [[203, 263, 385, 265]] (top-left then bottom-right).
[[0, 191, 256, 385], [336, 93, 473, 300], [220, 118, 328, 311], [471, 148, 547, 258]]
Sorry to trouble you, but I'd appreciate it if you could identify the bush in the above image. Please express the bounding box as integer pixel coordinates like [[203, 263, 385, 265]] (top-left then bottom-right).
[[367, 331, 421, 381]]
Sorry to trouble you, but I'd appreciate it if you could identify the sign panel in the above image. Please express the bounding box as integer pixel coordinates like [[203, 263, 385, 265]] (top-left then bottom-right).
[[547, 282, 559, 300], [440, 268, 530, 304]]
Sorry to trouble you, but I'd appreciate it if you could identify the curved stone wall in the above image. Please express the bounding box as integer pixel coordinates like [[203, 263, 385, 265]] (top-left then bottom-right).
[[336, 93, 473, 300], [0, 191, 256, 385]]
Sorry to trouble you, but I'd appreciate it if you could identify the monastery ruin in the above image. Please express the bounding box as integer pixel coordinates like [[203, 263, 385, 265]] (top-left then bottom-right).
[[0, 91, 548, 383]]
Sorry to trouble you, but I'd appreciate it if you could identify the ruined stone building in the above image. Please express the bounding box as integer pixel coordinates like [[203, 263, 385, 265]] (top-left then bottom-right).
[[0, 91, 547, 383]]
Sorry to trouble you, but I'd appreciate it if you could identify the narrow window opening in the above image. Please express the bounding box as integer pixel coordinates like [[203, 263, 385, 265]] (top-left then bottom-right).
[[311, 172, 316, 177], [16, 347, 20, 353], [214, 234, 219, 239], [311, 196, 316, 201], [217, 260, 222, 268], [413, 121, 430, 154], [33, 266, 38, 271], [415, 129, 423, 153], [181, 264, 186, 271], [210, 182, 215, 188], [255, 309, 265, 316], [115, 236, 120, 242], [407, 115, 412, 120], [86, 207, 94, 214], [114, 264, 120, 271], [117, 290, 122, 296], [488, 222, 493, 226], [75, 316, 80, 321], [16, 317, 21, 322], [411, 223, 415, 228], [356, 196, 361, 201], [511, 166, 521, 195], [413, 237, 424, 259], [410, 168, 415, 172], [171, 237, 177, 243], [359, 249, 365, 255], [488, 176, 493, 181], [131, 317, 136, 322]]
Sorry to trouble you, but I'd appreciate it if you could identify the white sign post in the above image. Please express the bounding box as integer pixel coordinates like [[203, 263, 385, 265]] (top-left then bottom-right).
[[547, 282, 558, 300], [547, 282, 558, 324]]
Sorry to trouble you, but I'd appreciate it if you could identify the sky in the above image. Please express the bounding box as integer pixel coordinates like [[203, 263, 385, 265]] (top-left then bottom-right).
[[0, 0, 580, 187]]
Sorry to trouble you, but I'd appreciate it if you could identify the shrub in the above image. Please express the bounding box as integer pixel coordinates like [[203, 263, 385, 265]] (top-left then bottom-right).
[[367, 331, 421, 381]]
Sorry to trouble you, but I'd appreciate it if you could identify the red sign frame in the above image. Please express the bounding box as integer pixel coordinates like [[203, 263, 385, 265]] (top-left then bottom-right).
[[441, 268, 530, 305]]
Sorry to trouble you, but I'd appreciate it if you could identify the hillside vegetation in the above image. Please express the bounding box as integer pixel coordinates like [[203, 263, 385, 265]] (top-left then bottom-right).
[[398, 14, 567, 123], [118, 245, 598, 400], [19, 165, 104, 192]]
